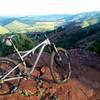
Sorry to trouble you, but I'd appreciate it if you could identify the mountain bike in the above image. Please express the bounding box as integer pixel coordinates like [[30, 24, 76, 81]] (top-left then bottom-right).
[[0, 34, 71, 95]]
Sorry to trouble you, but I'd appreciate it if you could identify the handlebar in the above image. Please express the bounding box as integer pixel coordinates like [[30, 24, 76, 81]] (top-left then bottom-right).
[[0, 34, 16, 40], [5, 34, 16, 39]]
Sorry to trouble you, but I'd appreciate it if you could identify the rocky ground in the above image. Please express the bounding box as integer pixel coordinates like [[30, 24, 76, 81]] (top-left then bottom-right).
[[0, 49, 100, 100]]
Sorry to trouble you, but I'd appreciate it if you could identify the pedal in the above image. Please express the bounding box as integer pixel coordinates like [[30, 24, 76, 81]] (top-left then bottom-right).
[[36, 76, 44, 87], [21, 73, 31, 80], [10, 86, 19, 93]]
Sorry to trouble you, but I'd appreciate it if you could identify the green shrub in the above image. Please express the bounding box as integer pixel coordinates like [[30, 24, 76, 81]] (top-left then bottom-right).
[[88, 40, 100, 54], [0, 33, 37, 56]]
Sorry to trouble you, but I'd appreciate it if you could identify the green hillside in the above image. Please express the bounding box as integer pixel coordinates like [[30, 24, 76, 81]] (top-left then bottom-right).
[[32, 21, 64, 32], [4, 20, 64, 33], [0, 25, 9, 34], [5, 20, 33, 33], [81, 18, 98, 28]]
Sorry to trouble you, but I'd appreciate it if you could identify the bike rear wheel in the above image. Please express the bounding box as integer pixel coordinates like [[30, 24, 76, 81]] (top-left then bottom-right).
[[50, 48, 71, 84], [0, 57, 20, 95]]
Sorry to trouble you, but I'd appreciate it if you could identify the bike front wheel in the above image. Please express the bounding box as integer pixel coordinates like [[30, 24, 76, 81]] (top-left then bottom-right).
[[0, 57, 20, 95], [50, 48, 71, 84]]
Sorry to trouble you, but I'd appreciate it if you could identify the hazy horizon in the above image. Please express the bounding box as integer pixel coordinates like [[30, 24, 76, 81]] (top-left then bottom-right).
[[0, 0, 100, 16], [0, 11, 100, 17]]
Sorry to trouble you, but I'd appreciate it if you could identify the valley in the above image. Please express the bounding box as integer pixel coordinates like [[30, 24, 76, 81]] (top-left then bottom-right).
[[0, 11, 100, 100]]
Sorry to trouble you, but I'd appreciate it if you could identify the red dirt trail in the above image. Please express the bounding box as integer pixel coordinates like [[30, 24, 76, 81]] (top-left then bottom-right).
[[0, 49, 100, 100]]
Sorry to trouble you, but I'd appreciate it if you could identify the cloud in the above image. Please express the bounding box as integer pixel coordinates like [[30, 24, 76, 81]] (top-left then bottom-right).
[[0, 0, 100, 16]]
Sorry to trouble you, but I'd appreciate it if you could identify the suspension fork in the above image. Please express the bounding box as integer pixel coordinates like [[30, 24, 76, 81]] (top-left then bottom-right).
[[50, 43, 58, 53], [50, 43, 62, 62]]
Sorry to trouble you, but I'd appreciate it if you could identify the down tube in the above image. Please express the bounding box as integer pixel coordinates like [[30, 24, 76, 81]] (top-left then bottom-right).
[[30, 44, 46, 74]]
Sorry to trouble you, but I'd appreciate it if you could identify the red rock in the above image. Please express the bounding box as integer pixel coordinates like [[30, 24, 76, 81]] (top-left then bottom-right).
[[0, 49, 99, 100]]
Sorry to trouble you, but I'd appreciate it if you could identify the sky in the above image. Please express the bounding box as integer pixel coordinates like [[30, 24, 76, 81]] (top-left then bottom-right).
[[0, 0, 100, 16]]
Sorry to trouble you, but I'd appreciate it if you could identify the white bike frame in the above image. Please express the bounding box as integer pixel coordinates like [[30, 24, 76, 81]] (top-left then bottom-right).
[[1, 37, 51, 82]]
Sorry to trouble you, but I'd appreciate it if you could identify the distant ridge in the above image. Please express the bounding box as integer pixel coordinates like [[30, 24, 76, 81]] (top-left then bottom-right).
[[0, 11, 100, 34]]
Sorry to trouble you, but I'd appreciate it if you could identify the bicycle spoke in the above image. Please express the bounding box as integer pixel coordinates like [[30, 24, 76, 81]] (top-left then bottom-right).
[[0, 58, 20, 95], [50, 48, 71, 84]]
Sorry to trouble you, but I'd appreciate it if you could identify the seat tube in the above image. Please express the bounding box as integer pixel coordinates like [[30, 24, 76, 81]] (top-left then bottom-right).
[[10, 39, 24, 62]]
